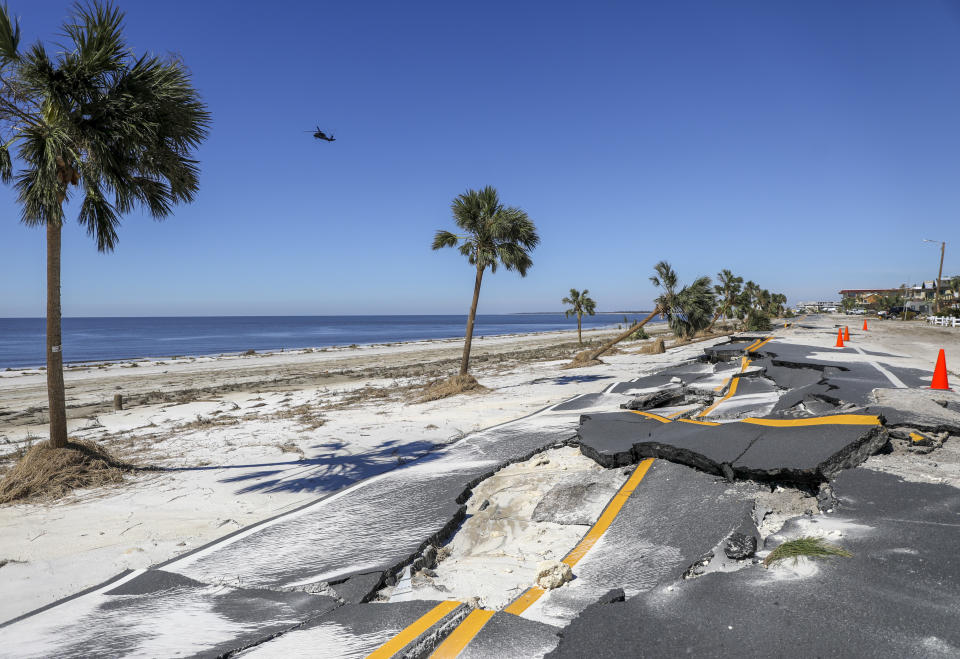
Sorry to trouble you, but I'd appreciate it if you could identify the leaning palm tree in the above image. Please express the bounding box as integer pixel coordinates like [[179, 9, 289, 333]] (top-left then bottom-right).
[[432, 186, 539, 375], [712, 269, 743, 324], [651, 261, 714, 340], [0, 3, 210, 449], [578, 261, 711, 363], [562, 288, 597, 345]]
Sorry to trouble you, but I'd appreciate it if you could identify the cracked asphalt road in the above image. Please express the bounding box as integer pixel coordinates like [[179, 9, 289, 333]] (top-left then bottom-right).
[[4, 315, 959, 658]]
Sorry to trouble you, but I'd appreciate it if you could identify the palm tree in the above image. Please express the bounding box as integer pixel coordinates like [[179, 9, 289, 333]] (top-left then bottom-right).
[[581, 261, 712, 362], [758, 289, 772, 315], [651, 261, 714, 340], [0, 3, 210, 449], [432, 186, 539, 375], [770, 293, 787, 317], [742, 280, 761, 312], [562, 289, 597, 345], [712, 269, 743, 323]]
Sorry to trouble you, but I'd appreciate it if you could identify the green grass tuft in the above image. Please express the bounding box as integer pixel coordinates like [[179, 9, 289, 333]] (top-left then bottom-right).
[[763, 536, 853, 567]]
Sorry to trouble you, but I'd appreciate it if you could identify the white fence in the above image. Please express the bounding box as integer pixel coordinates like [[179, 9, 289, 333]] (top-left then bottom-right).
[[927, 316, 960, 328]]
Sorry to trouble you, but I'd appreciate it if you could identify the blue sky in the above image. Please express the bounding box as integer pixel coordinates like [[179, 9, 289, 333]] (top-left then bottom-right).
[[1, 0, 959, 317]]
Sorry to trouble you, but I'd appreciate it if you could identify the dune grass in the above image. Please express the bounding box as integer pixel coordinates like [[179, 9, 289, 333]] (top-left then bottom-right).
[[763, 536, 853, 567]]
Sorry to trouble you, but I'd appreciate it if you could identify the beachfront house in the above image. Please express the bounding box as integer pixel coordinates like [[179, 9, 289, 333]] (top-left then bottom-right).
[[839, 279, 959, 314]]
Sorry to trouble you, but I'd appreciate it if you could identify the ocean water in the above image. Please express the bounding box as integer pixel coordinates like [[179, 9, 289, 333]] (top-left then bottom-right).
[[0, 314, 659, 369]]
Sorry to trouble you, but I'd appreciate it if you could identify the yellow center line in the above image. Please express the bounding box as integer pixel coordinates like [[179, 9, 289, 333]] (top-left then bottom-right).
[[502, 458, 656, 620], [909, 432, 926, 443], [628, 410, 672, 423], [428, 609, 496, 659], [666, 410, 686, 418], [697, 375, 741, 418], [748, 336, 774, 353], [368, 600, 463, 659], [713, 376, 731, 392], [562, 458, 654, 567], [740, 414, 880, 427], [502, 586, 546, 615], [743, 338, 762, 352], [679, 418, 721, 426], [740, 356, 752, 372]]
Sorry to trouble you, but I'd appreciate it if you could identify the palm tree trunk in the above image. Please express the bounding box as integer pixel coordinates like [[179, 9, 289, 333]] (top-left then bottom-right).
[[707, 308, 722, 331], [460, 264, 484, 375], [577, 312, 582, 345], [587, 307, 659, 361], [47, 219, 68, 449]]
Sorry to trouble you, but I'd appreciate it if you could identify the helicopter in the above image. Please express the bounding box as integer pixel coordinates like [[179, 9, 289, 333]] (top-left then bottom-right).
[[309, 126, 336, 142]]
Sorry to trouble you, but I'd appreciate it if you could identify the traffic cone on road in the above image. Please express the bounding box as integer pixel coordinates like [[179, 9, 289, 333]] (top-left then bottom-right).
[[931, 349, 950, 390], [835, 328, 845, 347], [844, 326, 851, 341], [862, 319, 868, 331]]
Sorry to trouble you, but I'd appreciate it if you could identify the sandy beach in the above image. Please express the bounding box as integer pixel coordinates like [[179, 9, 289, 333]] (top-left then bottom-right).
[[0, 321, 696, 622]]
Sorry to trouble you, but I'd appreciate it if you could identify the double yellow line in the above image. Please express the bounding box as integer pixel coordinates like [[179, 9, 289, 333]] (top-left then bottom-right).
[[631, 409, 880, 428], [370, 459, 657, 659], [744, 336, 774, 353]]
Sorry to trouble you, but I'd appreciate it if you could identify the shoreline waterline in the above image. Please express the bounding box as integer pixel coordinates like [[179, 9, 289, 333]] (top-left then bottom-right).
[[0, 313, 662, 370]]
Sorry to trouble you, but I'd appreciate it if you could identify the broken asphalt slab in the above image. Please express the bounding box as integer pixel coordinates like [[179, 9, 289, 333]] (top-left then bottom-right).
[[578, 411, 887, 483], [2, 569, 340, 658], [1, 402, 594, 653], [162, 414, 587, 591], [870, 387, 960, 434], [242, 599, 469, 657], [548, 468, 960, 658], [519, 460, 760, 627], [455, 612, 561, 659]]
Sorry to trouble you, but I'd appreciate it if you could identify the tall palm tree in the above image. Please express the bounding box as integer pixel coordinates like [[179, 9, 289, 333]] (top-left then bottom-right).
[[432, 186, 539, 375], [712, 269, 743, 323], [562, 288, 597, 345], [0, 3, 210, 449]]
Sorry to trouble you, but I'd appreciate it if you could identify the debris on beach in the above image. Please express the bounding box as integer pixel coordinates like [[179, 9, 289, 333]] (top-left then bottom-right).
[[0, 439, 131, 504]]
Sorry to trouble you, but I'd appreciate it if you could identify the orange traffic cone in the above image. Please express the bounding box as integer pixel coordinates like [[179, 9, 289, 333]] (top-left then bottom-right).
[[835, 328, 844, 348], [862, 319, 868, 331], [931, 349, 950, 390], [844, 326, 851, 341]]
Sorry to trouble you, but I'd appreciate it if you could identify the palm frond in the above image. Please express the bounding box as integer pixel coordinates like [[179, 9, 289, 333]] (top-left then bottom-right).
[[432, 230, 458, 250], [434, 186, 538, 278], [0, 3, 21, 61]]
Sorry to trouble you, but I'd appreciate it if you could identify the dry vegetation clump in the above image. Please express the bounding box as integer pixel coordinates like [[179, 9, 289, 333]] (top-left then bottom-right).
[[560, 350, 604, 370], [278, 441, 306, 458], [273, 404, 327, 429], [0, 439, 132, 504], [418, 374, 486, 402], [175, 414, 240, 430], [639, 337, 666, 354]]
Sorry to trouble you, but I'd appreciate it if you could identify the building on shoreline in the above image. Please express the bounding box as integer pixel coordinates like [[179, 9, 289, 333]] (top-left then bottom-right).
[[839, 279, 959, 314]]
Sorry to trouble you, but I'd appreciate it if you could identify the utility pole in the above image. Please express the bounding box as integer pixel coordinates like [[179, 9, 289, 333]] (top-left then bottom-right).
[[924, 239, 946, 314]]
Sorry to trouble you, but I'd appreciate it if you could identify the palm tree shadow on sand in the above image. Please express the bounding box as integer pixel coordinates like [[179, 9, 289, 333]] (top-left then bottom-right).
[[161, 439, 442, 495]]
